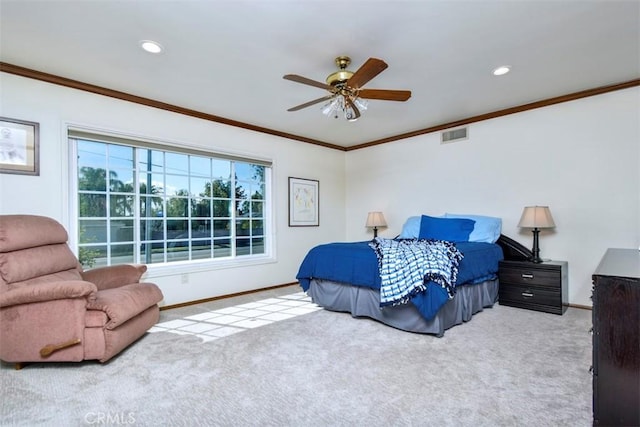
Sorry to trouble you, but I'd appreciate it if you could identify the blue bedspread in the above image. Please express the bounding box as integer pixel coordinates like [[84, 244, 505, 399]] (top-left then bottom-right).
[[296, 239, 504, 321]]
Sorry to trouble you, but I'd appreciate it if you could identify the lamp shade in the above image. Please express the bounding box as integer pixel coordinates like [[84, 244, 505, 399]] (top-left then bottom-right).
[[366, 212, 387, 228], [518, 206, 555, 229]]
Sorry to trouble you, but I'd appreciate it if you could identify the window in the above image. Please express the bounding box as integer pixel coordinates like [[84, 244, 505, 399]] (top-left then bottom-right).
[[71, 133, 270, 268]]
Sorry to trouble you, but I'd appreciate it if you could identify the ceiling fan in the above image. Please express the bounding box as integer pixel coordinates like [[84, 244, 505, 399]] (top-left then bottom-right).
[[283, 56, 411, 121]]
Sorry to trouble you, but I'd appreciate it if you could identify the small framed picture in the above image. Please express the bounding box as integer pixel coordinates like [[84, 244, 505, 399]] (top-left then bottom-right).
[[289, 177, 319, 227], [0, 117, 40, 176]]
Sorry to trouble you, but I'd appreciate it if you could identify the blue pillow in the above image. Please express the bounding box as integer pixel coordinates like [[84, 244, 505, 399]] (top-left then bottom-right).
[[444, 213, 502, 244], [418, 215, 475, 242], [398, 216, 421, 239]]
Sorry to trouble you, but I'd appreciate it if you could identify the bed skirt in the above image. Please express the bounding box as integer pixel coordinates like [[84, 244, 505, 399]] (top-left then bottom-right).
[[306, 278, 499, 337]]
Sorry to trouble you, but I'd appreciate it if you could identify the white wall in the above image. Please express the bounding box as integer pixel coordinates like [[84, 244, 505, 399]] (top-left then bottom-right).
[[2, 72, 638, 309], [0, 73, 346, 306], [345, 88, 640, 307]]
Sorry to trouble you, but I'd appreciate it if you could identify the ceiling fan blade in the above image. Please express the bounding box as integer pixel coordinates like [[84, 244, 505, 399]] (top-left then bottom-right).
[[287, 95, 334, 112], [283, 74, 332, 90], [344, 97, 361, 120], [347, 58, 388, 89], [358, 89, 412, 101]]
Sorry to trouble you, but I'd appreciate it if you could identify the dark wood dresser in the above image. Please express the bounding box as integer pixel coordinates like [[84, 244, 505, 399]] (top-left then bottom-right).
[[592, 248, 640, 426]]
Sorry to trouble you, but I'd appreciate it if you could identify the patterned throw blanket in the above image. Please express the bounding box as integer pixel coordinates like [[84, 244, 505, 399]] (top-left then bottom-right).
[[369, 238, 463, 307]]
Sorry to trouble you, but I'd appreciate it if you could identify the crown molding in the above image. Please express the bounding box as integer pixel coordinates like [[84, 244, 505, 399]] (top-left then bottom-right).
[[2, 62, 637, 152]]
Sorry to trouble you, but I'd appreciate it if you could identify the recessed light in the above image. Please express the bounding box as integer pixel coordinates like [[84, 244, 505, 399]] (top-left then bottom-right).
[[493, 65, 511, 76], [140, 40, 163, 54]]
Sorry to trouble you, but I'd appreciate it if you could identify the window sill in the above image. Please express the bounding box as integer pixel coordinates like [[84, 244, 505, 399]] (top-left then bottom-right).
[[144, 254, 276, 278]]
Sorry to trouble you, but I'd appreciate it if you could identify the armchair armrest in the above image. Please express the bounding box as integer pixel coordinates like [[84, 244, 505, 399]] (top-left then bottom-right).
[[81, 264, 147, 290], [0, 280, 97, 308]]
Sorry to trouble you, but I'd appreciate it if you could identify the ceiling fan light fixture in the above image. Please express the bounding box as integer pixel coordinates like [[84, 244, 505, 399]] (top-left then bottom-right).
[[284, 55, 410, 122], [346, 108, 359, 122], [321, 97, 340, 117], [353, 97, 369, 111], [492, 65, 511, 76]]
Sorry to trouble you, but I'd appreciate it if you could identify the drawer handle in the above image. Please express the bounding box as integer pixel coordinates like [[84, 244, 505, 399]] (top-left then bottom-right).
[[522, 291, 534, 298], [521, 273, 534, 279]]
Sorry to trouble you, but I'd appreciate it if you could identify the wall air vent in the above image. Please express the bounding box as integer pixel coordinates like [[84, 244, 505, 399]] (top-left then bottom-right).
[[441, 127, 468, 144]]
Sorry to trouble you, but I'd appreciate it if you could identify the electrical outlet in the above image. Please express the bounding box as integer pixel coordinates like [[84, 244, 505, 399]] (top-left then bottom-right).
[[181, 273, 189, 284]]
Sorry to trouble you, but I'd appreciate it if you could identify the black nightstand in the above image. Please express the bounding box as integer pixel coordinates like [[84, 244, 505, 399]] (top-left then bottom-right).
[[498, 259, 568, 315]]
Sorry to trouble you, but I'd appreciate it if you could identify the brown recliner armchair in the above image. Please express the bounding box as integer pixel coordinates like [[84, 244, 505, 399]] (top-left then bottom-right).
[[0, 215, 164, 368]]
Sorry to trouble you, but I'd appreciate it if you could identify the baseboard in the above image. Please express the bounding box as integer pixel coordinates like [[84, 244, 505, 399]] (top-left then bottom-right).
[[159, 282, 300, 311], [567, 303, 592, 311]]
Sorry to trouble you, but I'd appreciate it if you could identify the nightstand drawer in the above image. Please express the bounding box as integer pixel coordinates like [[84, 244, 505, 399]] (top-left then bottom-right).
[[499, 266, 560, 288], [500, 283, 560, 306]]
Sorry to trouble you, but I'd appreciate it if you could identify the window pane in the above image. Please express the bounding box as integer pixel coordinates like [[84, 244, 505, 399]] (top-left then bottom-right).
[[167, 219, 188, 238], [236, 200, 250, 217], [235, 162, 255, 182], [251, 201, 263, 218], [236, 238, 251, 256], [212, 159, 231, 179], [139, 173, 163, 195], [167, 241, 190, 262], [166, 197, 189, 217], [251, 182, 265, 200], [140, 219, 165, 241], [165, 175, 189, 197], [79, 219, 107, 244], [252, 220, 263, 236], [213, 199, 231, 217], [79, 194, 107, 217], [140, 196, 164, 217], [110, 195, 134, 217], [109, 169, 134, 192], [214, 220, 230, 237], [214, 238, 231, 258], [252, 237, 265, 255], [190, 177, 210, 197], [236, 219, 250, 236], [192, 242, 212, 260], [108, 145, 134, 169], [111, 220, 134, 242], [79, 167, 107, 191], [77, 140, 106, 169], [111, 244, 134, 264], [141, 243, 166, 264], [78, 245, 105, 268], [165, 152, 188, 175], [190, 156, 210, 177], [210, 179, 231, 198], [138, 149, 164, 173], [235, 181, 248, 200], [79, 245, 108, 268], [191, 219, 211, 236], [192, 199, 211, 217]]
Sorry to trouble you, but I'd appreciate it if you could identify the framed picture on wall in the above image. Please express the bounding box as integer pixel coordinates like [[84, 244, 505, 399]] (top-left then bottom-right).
[[289, 177, 319, 227], [0, 117, 40, 176]]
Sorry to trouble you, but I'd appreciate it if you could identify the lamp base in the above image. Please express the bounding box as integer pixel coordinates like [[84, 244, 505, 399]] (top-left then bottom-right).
[[531, 228, 542, 263], [373, 227, 378, 238]]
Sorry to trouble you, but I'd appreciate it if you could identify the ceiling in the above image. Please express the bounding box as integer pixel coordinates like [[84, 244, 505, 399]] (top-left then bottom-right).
[[1, 1, 639, 149]]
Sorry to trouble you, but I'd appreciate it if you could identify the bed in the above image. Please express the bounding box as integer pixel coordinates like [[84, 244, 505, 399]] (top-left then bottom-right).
[[296, 214, 532, 336]]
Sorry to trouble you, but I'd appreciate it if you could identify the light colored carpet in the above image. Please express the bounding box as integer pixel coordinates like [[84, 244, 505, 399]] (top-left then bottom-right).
[[1, 287, 592, 427]]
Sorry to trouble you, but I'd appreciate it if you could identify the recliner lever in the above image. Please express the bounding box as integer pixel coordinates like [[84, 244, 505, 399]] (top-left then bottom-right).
[[39, 338, 82, 358]]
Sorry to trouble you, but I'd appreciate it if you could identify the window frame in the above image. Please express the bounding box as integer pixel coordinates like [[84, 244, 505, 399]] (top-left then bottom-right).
[[68, 128, 275, 275]]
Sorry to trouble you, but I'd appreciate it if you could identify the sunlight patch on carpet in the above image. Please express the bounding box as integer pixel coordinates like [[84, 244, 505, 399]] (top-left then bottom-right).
[[150, 292, 322, 342]]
